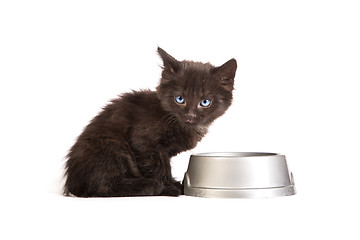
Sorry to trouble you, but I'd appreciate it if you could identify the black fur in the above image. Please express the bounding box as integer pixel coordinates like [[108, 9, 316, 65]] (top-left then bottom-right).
[[63, 47, 237, 197]]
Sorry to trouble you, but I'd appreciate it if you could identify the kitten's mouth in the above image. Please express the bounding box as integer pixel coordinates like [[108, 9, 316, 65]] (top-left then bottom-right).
[[175, 114, 198, 126], [185, 119, 194, 124], [184, 118, 200, 126]]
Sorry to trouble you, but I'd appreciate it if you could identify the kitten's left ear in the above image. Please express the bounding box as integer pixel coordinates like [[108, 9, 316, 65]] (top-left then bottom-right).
[[157, 47, 180, 74], [213, 59, 237, 91]]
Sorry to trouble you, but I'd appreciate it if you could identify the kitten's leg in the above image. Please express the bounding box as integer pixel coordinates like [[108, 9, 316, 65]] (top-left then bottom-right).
[[66, 140, 162, 197], [156, 152, 183, 196], [90, 177, 164, 197]]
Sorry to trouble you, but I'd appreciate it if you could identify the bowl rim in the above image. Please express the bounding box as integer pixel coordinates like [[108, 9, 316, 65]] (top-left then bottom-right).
[[191, 152, 282, 158]]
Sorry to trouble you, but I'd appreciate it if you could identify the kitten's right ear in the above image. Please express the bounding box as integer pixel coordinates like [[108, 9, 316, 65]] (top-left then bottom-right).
[[157, 47, 180, 74], [213, 59, 237, 92]]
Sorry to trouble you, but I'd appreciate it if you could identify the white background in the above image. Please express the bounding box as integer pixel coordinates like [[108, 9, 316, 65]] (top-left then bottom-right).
[[1, 0, 359, 239]]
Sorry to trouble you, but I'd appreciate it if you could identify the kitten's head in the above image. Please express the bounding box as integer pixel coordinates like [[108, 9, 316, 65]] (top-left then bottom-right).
[[156, 47, 237, 128]]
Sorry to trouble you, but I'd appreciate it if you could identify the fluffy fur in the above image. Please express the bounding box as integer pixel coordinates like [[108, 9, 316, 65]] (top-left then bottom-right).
[[63, 47, 237, 197]]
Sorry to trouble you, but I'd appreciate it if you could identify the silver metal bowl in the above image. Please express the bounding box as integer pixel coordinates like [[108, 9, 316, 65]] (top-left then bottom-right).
[[183, 152, 296, 198]]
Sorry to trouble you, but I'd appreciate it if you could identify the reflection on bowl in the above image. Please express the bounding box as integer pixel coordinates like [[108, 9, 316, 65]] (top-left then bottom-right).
[[183, 152, 296, 198]]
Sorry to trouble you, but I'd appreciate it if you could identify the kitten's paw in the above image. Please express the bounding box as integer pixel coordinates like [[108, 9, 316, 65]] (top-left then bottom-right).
[[119, 178, 164, 196], [161, 181, 183, 196], [172, 180, 184, 195], [161, 186, 182, 196], [141, 179, 164, 196]]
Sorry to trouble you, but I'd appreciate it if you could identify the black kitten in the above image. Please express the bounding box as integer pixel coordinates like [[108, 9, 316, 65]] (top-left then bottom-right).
[[63, 47, 237, 197]]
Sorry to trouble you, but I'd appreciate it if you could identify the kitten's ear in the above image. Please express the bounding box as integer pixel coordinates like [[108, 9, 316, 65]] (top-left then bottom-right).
[[213, 59, 237, 91], [158, 47, 180, 74]]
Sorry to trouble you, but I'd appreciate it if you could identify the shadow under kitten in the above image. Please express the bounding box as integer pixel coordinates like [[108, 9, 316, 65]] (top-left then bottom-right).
[[63, 47, 237, 197]]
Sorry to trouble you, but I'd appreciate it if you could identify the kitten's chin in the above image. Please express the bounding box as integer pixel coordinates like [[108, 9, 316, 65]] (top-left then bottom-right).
[[172, 115, 209, 135]]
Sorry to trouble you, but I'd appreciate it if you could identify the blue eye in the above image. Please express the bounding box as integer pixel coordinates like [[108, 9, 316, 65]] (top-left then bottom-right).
[[200, 99, 211, 107], [175, 96, 185, 104]]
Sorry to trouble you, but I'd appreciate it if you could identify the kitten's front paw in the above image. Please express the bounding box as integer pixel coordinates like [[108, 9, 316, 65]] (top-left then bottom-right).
[[161, 185, 182, 196], [161, 181, 184, 196], [172, 180, 184, 195]]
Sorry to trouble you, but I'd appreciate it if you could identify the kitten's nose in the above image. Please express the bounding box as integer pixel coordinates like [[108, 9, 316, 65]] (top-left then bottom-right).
[[185, 113, 196, 123]]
